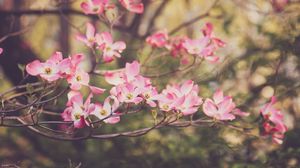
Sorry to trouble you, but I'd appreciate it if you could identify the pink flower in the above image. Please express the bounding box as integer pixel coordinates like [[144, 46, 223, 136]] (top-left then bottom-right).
[[62, 93, 95, 128], [114, 83, 143, 104], [157, 80, 202, 115], [146, 29, 168, 48], [271, 0, 289, 12], [119, 0, 144, 14], [96, 32, 126, 62], [183, 23, 225, 63], [76, 23, 97, 48], [92, 96, 120, 124], [0, 48, 3, 55], [140, 86, 158, 107], [260, 96, 287, 144], [67, 69, 90, 90], [203, 89, 247, 120], [26, 52, 65, 82], [80, 0, 108, 15], [104, 61, 140, 85]]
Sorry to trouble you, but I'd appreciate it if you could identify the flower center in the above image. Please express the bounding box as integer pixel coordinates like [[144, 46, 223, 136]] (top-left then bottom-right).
[[162, 104, 169, 111], [144, 93, 150, 99], [44, 67, 52, 74], [76, 75, 82, 81], [74, 113, 81, 120], [100, 109, 108, 116], [126, 93, 133, 100]]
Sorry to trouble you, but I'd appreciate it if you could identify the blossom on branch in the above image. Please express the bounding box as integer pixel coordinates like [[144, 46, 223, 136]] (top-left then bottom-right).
[[156, 80, 202, 115], [62, 92, 95, 128], [119, 0, 144, 14], [260, 96, 287, 144], [76, 22, 97, 48], [92, 96, 120, 124], [183, 22, 225, 63], [146, 29, 169, 48], [26, 52, 67, 82], [96, 32, 126, 62], [81, 0, 109, 15], [203, 89, 248, 120]]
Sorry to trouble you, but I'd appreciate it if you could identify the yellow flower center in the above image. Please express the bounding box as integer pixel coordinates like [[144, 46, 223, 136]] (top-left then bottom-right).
[[76, 75, 82, 81], [162, 104, 169, 111], [126, 93, 133, 100], [144, 93, 151, 99], [100, 109, 108, 116], [44, 67, 52, 74], [74, 113, 81, 120]]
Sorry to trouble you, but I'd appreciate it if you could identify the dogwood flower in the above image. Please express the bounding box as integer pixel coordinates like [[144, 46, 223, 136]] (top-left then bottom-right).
[[114, 83, 143, 104], [203, 89, 247, 120], [96, 32, 126, 62], [62, 93, 95, 128], [119, 0, 144, 14], [81, 0, 109, 15], [260, 96, 287, 144], [104, 61, 140, 85], [157, 80, 202, 115], [26, 52, 68, 82], [76, 23, 97, 48], [146, 29, 168, 48], [67, 69, 90, 90], [92, 96, 120, 124], [183, 23, 225, 63]]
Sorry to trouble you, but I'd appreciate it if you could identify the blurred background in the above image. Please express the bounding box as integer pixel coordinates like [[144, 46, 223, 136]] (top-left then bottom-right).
[[0, 0, 300, 167]]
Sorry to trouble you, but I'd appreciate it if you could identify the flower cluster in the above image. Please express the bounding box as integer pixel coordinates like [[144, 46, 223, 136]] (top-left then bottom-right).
[[260, 96, 287, 144], [81, 0, 144, 15], [62, 91, 120, 128], [105, 61, 158, 107], [76, 23, 126, 63], [156, 80, 202, 115], [146, 23, 225, 64], [26, 52, 104, 92]]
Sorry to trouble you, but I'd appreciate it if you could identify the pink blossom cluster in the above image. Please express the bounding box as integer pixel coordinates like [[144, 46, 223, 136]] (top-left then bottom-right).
[[62, 91, 120, 128], [156, 80, 202, 115], [76, 23, 126, 63], [81, 0, 144, 15], [145, 23, 225, 64], [105, 61, 158, 107], [26, 52, 105, 92], [260, 96, 287, 144]]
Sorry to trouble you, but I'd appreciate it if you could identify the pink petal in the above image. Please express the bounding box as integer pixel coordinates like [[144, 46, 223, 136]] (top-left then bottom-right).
[[89, 85, 106, 94], [50, 52, 63, 63], [0, 48, 3, 55], [128, 3, 144, 14], [232, 109, 250, 117], [80, 2, 91, 14], [86, 22, 96, 39], [203, 99, 218, 117], [101, 32, 113, 44], [104, 115, 120, 124], [113, 41, 126, 51], [202, 22, 213, 37], [125, 61, 140, 80], [26, 60, 43, 76], [213, 89, 224, 104]]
